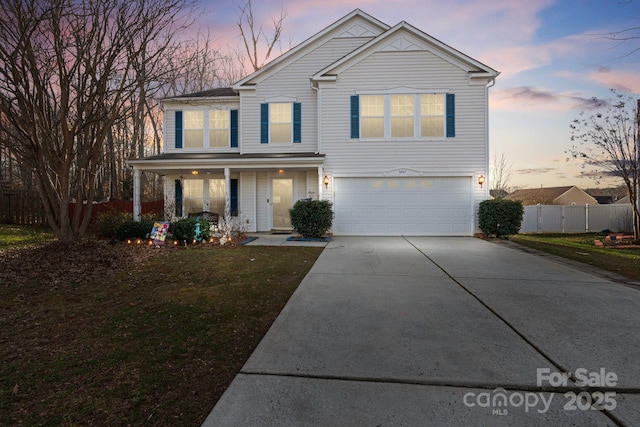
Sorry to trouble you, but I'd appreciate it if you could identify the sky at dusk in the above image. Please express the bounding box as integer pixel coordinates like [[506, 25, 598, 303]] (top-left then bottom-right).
[[195, 0, 640, 190]]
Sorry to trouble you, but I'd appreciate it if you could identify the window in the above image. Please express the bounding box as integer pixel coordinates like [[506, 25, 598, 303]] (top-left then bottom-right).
[[183, 179, 204, 215], [175, 109, 238, 149], [361, 95, 384, 138], [351, 93, 454, 139], [208, 179, 226, 214], [184, 111, 204, 148], [420, 94, 444, 137], [270, 103, 292, 143], [391, 94, 414, 138], [209, 110, 230, 148], [260, 102, 302, 144]]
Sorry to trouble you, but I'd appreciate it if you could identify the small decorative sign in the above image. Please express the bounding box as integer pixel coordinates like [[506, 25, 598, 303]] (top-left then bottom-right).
[[150, 222, 170, 246]]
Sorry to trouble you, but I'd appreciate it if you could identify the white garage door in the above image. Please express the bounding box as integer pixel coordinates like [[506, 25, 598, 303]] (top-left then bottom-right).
[[333, 177, 473, 236]]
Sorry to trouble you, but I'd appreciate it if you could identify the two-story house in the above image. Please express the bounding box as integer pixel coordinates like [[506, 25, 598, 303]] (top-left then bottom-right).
[[127, 9, 499, 236]]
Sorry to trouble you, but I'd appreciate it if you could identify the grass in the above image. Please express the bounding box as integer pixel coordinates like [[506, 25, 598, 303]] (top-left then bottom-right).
[[0, 223, 55, 249], [510, 233, 640, 281], [0, 229, 323, 426]]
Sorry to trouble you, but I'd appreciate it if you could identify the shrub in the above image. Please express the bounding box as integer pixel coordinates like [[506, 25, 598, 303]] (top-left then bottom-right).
[[170, 217, 211, 243], [478, 198, 524, 238], [290, 199, 333, 238], [116, 219, 155, 241], [95, 209, 130, 239]]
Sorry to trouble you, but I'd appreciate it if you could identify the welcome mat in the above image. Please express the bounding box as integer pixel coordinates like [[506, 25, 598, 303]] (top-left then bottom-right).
[[286, 236, 332, 242]]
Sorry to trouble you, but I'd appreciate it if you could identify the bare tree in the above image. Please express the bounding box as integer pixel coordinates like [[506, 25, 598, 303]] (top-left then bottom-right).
[[0, 0, 195, 241], [602, 1, 640, 57], [490, 151, 512, 198], [236, 0, 287, 72], [569, 89, 640, 238]]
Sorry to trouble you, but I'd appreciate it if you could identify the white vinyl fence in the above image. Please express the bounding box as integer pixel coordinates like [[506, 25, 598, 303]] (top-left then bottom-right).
[[520, 204, 633, 234]]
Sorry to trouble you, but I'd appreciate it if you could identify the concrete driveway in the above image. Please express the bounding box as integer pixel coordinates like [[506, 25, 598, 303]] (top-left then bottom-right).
[[202, 237, 640, 426]]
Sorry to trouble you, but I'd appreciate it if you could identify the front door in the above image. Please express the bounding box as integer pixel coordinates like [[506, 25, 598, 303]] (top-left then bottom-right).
[[272, 178, 293, 230]]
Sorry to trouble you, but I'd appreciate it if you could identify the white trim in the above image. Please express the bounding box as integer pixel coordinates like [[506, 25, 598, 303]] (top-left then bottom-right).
[[234, 9, 389, 89]]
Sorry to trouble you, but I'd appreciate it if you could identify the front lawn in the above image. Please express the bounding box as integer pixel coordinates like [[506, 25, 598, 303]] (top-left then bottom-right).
[[0, 238, 322, 426], [510, 233, 640, 281], [0, 223, 55, 249]]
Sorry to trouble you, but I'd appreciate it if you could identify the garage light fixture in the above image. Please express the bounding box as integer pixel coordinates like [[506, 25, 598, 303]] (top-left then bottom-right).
[[324, 175, 330, 188], [478, 175, 485, 188]]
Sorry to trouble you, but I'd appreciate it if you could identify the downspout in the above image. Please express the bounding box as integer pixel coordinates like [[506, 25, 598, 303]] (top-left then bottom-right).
[[310, 79, 321, 154]]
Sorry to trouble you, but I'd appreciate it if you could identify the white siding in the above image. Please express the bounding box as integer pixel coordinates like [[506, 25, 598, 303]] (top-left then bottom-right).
[[317, 33, 491, 233], [241, 36, 375, 153]]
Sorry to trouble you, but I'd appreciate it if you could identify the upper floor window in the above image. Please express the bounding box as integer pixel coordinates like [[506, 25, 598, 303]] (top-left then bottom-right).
[[210, 110, 230, 148], [420, 94, 444, 137], [270, 103, 292, 143], [175, 109, 238, 149], [391, 94, 414, 138], [260, 102, 302, 144], [184, 111, 204, 148], [361, 95, 384, 138], [350, 93, 454, 140]]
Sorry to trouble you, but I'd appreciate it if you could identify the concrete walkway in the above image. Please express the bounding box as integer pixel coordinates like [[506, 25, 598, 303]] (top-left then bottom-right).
[[203, 237, 640, 426]]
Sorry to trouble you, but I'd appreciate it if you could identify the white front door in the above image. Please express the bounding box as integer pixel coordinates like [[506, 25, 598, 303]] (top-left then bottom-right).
[[272, 178, 293, 230]]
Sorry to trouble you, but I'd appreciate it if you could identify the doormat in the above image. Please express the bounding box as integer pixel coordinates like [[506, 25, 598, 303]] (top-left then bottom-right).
[[241, 236, 258, 245], [286, 236, 332, 242]]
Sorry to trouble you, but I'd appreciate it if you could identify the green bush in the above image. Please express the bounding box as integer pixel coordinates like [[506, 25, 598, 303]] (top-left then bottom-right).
[[170, 217, 211, 243], [289, 199, 333, 238], [478, 198, 524, 238], [95, 209, 130, 239], [116, 219, 155, 241]]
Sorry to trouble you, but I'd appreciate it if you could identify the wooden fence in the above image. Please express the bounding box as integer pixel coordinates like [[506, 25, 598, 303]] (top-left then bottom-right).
[[0, 188, 47, 225], [1, 187, 163, 226]]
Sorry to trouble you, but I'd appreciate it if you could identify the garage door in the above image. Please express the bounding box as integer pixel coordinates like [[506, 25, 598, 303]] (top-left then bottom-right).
[[333, 177, 473, 236]]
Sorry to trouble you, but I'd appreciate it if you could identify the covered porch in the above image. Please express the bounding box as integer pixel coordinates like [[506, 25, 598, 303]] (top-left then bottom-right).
[[126, 153, 326, 232]]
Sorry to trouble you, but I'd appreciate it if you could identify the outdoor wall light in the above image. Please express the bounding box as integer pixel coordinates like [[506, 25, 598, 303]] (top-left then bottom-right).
[[478, 175, 486, 188], [324, 175, 330, 188], [191, 170, 199, 175]]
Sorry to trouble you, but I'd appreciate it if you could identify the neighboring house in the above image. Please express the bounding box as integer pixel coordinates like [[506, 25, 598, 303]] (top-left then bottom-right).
[[504, 186, 598, 206], [127, 9, 499, 236]]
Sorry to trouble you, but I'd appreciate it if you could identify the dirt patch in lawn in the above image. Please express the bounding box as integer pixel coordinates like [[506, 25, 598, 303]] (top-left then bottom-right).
[[0, 241, 323, 426]]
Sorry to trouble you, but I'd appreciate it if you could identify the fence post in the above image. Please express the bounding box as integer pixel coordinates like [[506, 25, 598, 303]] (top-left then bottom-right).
[[585, 204, 589, 233], [537, 203, 542, 233]]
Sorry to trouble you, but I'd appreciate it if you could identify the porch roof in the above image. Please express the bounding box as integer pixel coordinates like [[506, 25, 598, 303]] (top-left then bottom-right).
[[126, 152, 326, 175]]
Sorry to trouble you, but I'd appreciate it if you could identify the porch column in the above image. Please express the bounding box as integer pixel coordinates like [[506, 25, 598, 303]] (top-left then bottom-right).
[[224, 167, 231, 217], [317, 165, 323, 200], [133, 168, 141, 222]]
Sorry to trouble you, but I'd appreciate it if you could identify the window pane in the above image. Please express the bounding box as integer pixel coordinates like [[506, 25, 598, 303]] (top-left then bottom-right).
[[391, 95, 414, 137], [270, 103, 292, 143], [420, 94, 444, 137], [420, 94, 444, 115], [421, 116, 444, 137], [184, 130, 204, 148], [208, 179, 226, 214], [392, 117, 414, 137], [184, 111, 204, 128], [271, 123, 292, 143], [361, 95, 384, 116], [184, 179, 203, 215], [362, 117, 384, 138], [184, 111, 204, 147], [210, 130, 229, 147], [361, 96, 384, 138]]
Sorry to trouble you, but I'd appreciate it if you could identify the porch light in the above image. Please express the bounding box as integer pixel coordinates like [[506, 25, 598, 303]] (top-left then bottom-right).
[[478, 175, 485, 188], [324, 175, 330, 188], [191, 170, 199, 175]]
